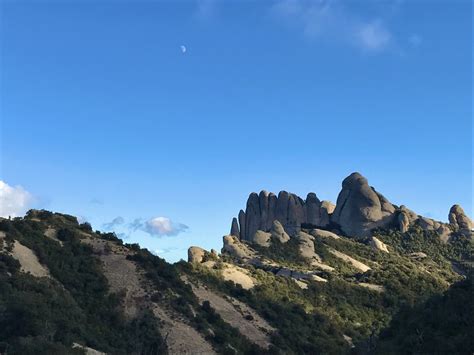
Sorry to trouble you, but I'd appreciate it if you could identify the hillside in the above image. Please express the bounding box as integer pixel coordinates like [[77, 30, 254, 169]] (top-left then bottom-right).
[[0, 172, 473, 354]]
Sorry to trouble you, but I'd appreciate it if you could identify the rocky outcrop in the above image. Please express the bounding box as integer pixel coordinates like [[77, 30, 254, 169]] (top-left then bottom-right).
[[188, 246, 207, 263], [232, 190, 335, 241], [270, 220, 290, 243], [331, 172, 395, 237], [449, 205, 473, 237], [370, 237, 389, 253]]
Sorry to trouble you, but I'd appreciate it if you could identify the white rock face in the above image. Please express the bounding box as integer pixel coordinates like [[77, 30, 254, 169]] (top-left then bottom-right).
[[370, 237, 389, 253]]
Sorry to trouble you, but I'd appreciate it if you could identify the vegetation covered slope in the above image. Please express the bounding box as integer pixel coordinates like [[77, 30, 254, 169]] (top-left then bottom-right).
[[0, 209, 473, 354]]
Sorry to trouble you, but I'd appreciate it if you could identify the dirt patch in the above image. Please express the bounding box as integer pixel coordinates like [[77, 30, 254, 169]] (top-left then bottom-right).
[[81, 236, 215, 354], [44, 227, 63, 245], [189, 282, 275, 349], [10, 240, 50, 278], [153, 305, 216, 355]]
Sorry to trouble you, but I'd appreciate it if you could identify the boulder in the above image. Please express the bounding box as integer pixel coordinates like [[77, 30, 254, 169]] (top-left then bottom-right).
[[370, 237, 389, 253], [270, 220, 290, 243], [188, 246, 207, 263], [331, 172, 396, 237], [252, 230, 272, 247]]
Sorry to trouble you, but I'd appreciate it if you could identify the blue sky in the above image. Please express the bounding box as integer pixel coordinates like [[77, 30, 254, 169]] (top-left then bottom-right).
[[1, 0, 472, 262]]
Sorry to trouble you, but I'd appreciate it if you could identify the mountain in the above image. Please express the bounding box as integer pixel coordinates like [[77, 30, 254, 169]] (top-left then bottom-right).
[[0, 172, 472, 354]]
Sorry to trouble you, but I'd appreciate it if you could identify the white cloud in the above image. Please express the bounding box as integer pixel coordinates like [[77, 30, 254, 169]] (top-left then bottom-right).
[[271, 0, 395, 52], [145, 217, 189, 237], [355, 20, 391, 51], [128, 216, 189, 237], [0, 181, 34, 218]]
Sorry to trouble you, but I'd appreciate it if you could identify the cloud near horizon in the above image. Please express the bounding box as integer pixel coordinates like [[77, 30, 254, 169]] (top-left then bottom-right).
[[129, 217, 189, 237], [0, 181, 34, 218]]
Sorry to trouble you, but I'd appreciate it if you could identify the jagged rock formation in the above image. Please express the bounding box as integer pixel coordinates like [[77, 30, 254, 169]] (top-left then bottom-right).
[[331, 172, 396, 237], [230, 172, 467, 245], [232, 189, 334, 242]]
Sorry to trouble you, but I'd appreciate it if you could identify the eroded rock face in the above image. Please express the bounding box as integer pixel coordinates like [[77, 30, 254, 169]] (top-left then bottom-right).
[[231, 190, 334, 241], [188, 246, 207, 263], [331, 172, 395, 237]]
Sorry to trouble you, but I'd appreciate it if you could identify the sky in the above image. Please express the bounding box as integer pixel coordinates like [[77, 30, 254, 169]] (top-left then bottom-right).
[[0, 0, 472, 262]]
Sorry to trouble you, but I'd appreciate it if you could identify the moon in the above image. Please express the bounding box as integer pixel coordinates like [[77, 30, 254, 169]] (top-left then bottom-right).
[[180, 45, 186, 54]]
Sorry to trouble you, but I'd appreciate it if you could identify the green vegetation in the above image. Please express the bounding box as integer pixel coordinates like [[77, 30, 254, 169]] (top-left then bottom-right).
[[376, 276, 474, 354]]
